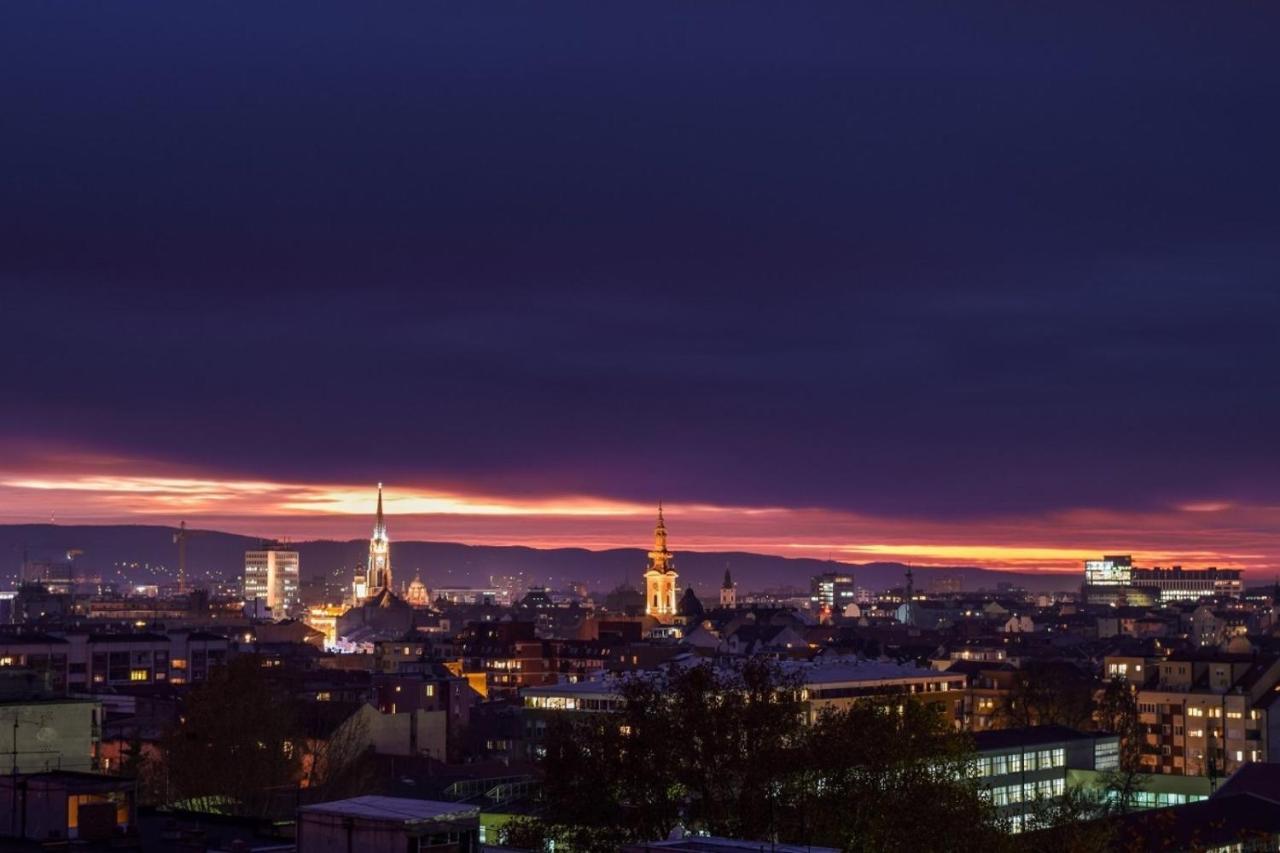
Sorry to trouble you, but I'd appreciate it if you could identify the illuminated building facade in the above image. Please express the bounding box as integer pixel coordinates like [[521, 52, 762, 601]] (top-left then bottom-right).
[[643, 504, 678, 621], [366, 483, 392, 596], [1084, 555, 1133, 586], [0, 631, 228, 692], [406, 574, 430, 607], [809, 571, 856, 612], [243, 543, 300, 617], [1084, 555, 1243, 603], [1130, 652, 1280, 777]]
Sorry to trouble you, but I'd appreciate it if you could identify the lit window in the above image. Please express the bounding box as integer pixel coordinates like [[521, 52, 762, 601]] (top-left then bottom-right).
[[129, 670, 149, 682]]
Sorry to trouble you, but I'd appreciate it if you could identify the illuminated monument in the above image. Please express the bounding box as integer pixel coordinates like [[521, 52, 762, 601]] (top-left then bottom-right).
[[644, 503, 679, 621], [337, 483, 413, 641], [367, 482, 392, 595]]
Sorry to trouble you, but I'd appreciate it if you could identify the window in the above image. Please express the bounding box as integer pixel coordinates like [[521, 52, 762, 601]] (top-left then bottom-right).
[[1188, 707, 1204, 717], [129, 669, 149, 682], [1095, 741, 1120, 771]]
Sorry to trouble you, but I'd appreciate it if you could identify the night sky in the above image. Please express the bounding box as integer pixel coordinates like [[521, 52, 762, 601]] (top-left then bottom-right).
[[3, 4, 1280, 572]]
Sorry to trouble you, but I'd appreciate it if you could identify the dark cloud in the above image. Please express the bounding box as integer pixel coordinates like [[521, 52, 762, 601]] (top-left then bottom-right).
[[3, 2, 1280, 518]]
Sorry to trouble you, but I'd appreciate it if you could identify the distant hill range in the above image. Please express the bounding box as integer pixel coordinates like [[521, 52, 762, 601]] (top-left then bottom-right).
[[0, 523, 1080, 595]]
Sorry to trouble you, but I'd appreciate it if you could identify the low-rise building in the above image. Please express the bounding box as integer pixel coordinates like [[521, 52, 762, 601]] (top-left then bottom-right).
[[296, 796, 479, 853], [972, 725, 1121, 833]]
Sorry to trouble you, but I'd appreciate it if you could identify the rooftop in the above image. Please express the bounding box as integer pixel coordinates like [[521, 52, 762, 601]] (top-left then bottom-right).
[[298, 795, 478, 824], [972, 725, 1112, 752], [624, 838, 839, 853]]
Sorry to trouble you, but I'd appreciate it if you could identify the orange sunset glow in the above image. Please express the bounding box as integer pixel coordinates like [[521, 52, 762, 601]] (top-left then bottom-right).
[[0, 448, 1270, 575]]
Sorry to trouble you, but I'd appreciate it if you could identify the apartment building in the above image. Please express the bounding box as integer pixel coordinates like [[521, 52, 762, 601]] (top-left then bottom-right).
[[0, 630, 230, 692], [1131, 651, 1280, 778]]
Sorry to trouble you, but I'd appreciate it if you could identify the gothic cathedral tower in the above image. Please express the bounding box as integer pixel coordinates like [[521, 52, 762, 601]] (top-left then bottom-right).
[[367, 483, 392, 594], [644, 503, 678, 621]]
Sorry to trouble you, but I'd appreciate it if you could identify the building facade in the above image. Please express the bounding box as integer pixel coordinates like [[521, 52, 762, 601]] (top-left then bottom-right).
[[0, 630, 229, 692], [243, 544, 300, 617], [972, 726, 1121, 833], [810, 571, 856, 613], [1084, 555, 1243, 603], [1127, 652, 1280, 778]]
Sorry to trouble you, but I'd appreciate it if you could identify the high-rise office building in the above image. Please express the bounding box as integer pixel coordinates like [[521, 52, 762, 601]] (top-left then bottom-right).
[[810, 571, 855, 611], [244, 543, 300, 617]]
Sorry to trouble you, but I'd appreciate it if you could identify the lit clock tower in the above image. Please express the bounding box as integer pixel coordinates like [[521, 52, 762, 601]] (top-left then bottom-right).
[[644, 503, 678, 621], [366, 483, 392, 594]]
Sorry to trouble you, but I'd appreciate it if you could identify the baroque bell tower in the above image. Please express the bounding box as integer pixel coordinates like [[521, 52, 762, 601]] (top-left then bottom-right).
[[644, 502, 678, 621], [366, 483, 392, 594]]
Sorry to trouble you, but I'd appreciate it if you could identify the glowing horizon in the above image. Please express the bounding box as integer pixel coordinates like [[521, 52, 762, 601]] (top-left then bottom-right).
[[1, 449, 1273, 576]]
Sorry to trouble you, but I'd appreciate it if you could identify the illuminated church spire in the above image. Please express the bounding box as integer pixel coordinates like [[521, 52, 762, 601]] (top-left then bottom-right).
[[650, 501, 672, 571], [367, 482, 392, 594], [644, 501, 678, 620]]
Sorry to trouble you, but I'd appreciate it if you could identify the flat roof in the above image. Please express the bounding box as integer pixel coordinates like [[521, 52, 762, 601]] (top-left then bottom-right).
[[795, 660, 964, 685], [298, 795, 478, 823], [972, 725, 1111, 752], [523, 660, 962, 700], [628, 838, 838, 853]]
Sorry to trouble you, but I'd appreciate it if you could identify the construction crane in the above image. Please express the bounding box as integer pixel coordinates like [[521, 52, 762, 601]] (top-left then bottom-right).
[[173, 522, 207, 595]]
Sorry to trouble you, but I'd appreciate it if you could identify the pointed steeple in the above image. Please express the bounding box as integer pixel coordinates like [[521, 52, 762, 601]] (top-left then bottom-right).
[[723, 565, 733, 589], [654, 501, 668, 555], [367, 482, 392, 594]]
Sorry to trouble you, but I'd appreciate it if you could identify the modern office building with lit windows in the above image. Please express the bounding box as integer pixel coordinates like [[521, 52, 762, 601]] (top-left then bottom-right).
[[244, 543, 300, 617], [809, 571, 856, 611], [1083, 555, 1242, 604], [971, 726, 1120, 833]]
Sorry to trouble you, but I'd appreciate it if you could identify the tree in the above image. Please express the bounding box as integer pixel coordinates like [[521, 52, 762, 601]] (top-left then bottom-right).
[[1005, 661, 1096, 729], [300, 707, 379, 803], [528, 658, 1009, 852], [161, 655, 302, 817], [1023, 785, 1113, 852], [791, 698, 1010, 852], [1095, 676, 1145, 813]]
